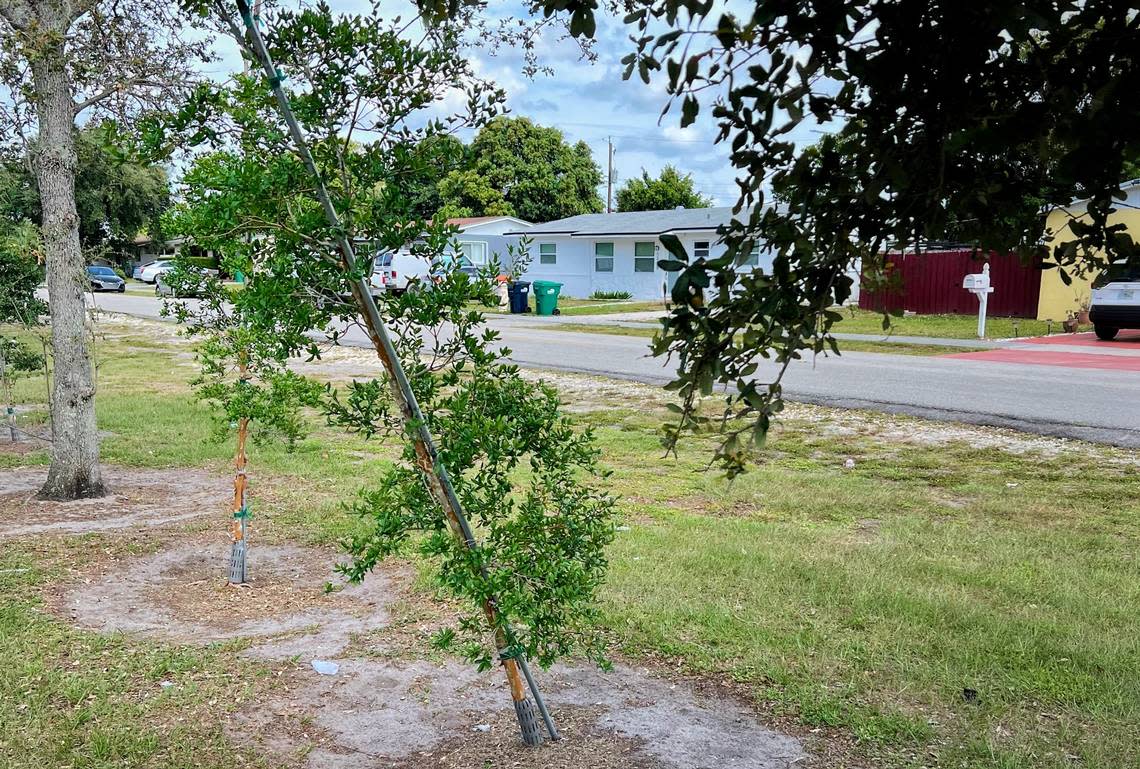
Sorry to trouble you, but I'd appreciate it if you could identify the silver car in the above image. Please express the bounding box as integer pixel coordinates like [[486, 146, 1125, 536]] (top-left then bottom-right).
[[155, 266, 211, 298], [87, 266, 125, 292]]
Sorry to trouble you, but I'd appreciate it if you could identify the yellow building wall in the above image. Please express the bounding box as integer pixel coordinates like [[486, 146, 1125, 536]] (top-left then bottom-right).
[[1036, 204, 1140, 321]]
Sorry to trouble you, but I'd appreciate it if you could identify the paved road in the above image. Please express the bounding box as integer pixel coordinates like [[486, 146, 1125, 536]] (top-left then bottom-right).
[[88, 292, 1140, 448]]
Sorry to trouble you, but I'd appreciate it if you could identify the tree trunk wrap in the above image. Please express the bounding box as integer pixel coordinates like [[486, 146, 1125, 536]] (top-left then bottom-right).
[[29, 36, 104, 500]]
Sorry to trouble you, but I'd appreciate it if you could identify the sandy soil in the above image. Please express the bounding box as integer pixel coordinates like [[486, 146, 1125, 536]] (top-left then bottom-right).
[[0, 466, 229, 538], [232, 657, 807, 769], [57, 532, 808, 769], [63, 543, 393, 660]]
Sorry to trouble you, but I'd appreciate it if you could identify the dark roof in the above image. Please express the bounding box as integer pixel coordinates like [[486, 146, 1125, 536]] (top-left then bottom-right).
[[506, 207, 751, 237]]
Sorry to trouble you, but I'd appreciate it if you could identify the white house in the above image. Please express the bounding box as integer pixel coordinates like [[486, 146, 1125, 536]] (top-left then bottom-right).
[[447, 215, 532, 272], [505, 207, 773, 300]]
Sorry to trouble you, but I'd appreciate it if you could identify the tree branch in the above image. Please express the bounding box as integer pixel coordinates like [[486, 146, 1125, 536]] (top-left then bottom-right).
[[72, 84, 120, 115]]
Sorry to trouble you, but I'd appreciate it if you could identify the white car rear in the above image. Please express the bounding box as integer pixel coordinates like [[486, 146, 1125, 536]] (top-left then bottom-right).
[[1089, 263, 1140, 340], [371, 251, 434, 294], [137, 260, 173, 283]]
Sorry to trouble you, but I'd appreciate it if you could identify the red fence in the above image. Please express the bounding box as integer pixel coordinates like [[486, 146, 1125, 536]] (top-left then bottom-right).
[[859, 250, 1041, 318]]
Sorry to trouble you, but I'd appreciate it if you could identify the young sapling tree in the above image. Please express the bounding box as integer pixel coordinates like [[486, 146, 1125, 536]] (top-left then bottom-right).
[[161, 259, 320, 584], [156, 1, 618, 742]]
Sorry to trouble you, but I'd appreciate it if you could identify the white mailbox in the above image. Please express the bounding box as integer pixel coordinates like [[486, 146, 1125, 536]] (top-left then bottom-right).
[[962, 263, 995, 338], [962, 272, 991, 291]]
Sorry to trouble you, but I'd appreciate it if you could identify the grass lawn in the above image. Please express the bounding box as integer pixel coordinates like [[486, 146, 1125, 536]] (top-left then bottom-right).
[[830, 307, 1064, 339], [1, 319, 1136, 769], [504, 303, 1063, 338], [555, 299, 666, 316], [0, 541, 269, 768], [541, 322, 986, 356]]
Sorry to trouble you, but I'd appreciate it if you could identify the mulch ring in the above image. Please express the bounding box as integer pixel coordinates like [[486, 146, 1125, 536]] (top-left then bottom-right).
[[0, 465, 229, 538], [57, 541, 397, 660]]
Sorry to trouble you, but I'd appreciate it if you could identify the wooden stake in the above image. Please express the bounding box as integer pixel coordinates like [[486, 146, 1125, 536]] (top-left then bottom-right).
[[228, 354, 250, 584]]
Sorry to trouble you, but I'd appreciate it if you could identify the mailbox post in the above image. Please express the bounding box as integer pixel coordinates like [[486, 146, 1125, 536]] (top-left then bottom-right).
[[962, 264, 995, 338]]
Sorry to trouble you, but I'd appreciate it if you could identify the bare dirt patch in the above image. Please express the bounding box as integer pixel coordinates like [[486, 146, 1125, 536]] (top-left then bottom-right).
[[0, 438, 48, 456], [0, 465, 229, 538], [791, 404, 1139, 464], [518, 368, 673, 414], [236, 657, 806, 769], [61, 543, 394, 660], [517, 367, 1139, 466], [56, 529, 807, 768]]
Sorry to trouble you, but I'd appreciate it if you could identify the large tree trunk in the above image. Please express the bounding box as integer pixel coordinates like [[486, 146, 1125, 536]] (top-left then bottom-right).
[[30, 36, 105, 501]]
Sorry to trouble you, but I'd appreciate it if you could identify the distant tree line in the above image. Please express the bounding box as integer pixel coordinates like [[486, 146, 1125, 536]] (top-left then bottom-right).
[[0, 122, 169, 267], [409, 117, 714, 223]]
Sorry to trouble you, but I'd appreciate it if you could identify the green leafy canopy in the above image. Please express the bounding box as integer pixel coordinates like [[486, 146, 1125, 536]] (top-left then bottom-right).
[[616, 164, 713, 212], [157, 1, 618, 670], [609, 0, 1140, 473]]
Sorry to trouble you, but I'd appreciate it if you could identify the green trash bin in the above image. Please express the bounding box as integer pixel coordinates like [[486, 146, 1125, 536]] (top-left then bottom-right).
[[533, 280, 563, 316]]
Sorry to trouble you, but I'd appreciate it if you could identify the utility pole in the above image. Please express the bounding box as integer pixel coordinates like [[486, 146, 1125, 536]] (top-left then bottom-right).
[[606, 137, 614, 213]]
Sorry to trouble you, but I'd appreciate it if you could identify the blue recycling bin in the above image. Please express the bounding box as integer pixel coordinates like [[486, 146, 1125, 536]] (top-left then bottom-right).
[[508, 281, 531, 313]]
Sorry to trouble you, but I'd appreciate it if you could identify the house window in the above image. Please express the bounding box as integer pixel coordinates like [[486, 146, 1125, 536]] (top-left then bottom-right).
[[539, 243, 557, 265], [694, 241, 710, 260], [595, 242, 614, 272], [457, 241, 488, 267], [634, 242, 656, 273], [743, 242, 761, 267]]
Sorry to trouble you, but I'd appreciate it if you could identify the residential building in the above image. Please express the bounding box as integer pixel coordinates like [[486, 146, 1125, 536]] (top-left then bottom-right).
[[445, 216, 532, 273], [1036, 179, 1140, 321], [505, 207, 774, 300]]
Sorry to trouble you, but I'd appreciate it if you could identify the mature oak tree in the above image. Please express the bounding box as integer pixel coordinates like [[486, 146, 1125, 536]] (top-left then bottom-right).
[[2, 123, 170, 256], [0, 0, 206, 499], [406, 133, 469, 221], [438, 116, 604, 223]]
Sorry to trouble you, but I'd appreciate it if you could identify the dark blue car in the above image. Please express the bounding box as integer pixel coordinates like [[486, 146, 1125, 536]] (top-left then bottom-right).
[[87, 266, 125, 292]]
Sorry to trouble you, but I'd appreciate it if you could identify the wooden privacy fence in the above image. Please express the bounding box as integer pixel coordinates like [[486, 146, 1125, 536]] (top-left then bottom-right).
[[859, 250, 1042, 318]]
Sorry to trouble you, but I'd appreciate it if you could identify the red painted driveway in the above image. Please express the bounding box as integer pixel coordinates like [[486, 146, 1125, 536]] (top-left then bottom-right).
[[1021, 331, 1140, 348], [943, 348, 1140, 371]]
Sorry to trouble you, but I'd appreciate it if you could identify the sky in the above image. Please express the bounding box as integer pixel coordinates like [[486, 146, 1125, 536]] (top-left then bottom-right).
[[197, 0, 833, 209]]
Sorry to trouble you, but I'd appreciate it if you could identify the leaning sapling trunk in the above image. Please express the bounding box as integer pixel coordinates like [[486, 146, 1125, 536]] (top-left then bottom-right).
[[162, 1, 620, 743]]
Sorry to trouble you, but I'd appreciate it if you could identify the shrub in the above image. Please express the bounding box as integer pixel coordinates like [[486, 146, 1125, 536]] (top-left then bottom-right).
[[590, 290, 632, 300]]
